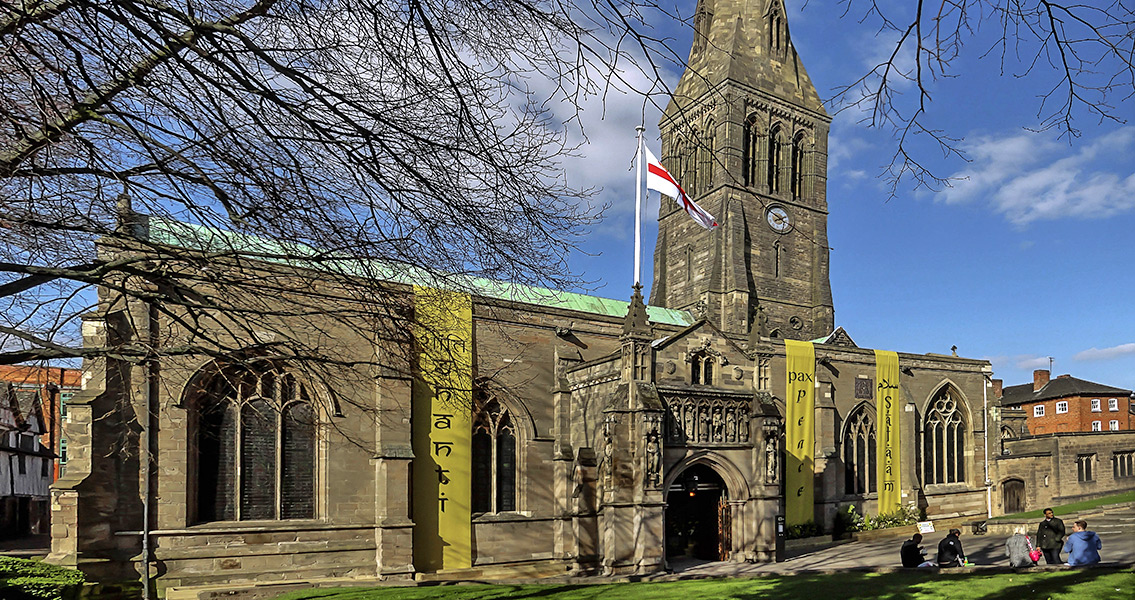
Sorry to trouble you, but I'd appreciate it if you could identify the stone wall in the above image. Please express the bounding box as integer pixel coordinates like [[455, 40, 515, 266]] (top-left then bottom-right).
[[993, 430, 1135, 514]]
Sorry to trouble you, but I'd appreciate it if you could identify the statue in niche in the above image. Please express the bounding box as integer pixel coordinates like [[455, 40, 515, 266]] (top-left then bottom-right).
[[645, 424, 662, 489], [740, 413, 750, 442], [602, 415, 615, 486], [765, 435, 778, 484], [712, 408, 724, 442], [683, 403, 695, 443], [726, 408, 737, 442], [699, 406, 710, 442]]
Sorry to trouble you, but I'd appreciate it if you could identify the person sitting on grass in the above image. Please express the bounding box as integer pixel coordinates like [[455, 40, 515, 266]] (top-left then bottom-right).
[[1063, 520, 1102, 566], [937, 528, 966, 568], [901, 533, 936, 568]]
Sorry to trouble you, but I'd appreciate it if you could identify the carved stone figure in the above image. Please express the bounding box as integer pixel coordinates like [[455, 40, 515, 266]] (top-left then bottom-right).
[[765, 436, 778, 484]]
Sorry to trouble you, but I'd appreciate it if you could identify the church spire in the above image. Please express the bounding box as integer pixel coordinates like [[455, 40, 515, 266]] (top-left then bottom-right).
[[667, 0, 826, 119]]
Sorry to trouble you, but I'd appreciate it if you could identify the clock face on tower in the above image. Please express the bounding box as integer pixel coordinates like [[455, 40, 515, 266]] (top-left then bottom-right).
[[766, 206, 791, 233]]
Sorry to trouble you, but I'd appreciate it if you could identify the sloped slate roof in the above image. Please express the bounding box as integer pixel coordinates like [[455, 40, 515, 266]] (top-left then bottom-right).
[[1000, 376, 1131, 406]]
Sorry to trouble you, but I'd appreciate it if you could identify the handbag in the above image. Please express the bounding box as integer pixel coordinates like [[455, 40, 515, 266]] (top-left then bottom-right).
[[1026, 535, 1042, 563]]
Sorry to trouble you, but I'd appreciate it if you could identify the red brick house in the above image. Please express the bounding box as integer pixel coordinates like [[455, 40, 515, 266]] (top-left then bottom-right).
[[999, 369, 1132, 435]]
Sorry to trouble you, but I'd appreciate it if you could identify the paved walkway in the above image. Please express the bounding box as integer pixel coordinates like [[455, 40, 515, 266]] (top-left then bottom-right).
[[663, 503, 1135, 578]]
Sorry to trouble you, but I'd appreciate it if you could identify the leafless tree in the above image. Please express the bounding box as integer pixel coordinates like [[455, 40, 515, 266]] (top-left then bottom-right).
[[829, 1, 1134, 192], [0, 0, 682, 379]]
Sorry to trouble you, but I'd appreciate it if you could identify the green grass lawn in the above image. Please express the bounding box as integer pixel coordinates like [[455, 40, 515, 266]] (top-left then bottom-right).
[[273, 569, 1135, 600], [992, 491, 1135, 521]]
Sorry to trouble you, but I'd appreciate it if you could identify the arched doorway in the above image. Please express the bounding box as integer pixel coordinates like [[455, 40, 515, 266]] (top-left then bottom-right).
[[1002, 478, 1026, 514], [665, 465, 730, 561]]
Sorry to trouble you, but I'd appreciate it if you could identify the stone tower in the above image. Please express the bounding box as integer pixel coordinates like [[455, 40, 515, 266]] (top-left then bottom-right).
[[650, 0, 834, 341]]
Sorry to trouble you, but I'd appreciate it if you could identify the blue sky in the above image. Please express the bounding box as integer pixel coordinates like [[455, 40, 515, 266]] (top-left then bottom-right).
[[556, 2, 1135, 391]]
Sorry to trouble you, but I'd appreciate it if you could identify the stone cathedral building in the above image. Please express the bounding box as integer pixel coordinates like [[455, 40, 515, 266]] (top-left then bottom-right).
[[50, 0, 999, 593]]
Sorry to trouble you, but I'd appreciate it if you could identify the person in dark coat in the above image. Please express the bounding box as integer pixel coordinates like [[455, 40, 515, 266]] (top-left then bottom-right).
[[901, 533, 934, 568], [1036, 507, 1066, 565], [937, 528, 966, 567]]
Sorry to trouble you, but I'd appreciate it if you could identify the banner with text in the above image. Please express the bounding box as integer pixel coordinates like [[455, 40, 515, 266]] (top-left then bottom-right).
[[412, 286, 473, 572], [784, 339, 816, 526], [874, 349, 902, 514]]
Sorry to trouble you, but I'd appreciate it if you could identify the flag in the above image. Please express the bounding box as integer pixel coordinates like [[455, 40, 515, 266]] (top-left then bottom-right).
[[642, 145, 718, 230]]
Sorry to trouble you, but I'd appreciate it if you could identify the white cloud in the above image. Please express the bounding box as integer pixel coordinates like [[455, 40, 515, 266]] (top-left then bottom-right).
[[940, 126, 1135, 224], [1015, 355, 1053, 370], [1074, 343, 1135, 362]]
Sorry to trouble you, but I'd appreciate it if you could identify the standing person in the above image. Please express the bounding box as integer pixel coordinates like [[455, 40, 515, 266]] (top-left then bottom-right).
[[1005, 525, 1037, 567], [901, 533, 935, 568], [1063, 520, 1102, 566], [937, 528, 966, 567], [1036, 508, 1066, 565]]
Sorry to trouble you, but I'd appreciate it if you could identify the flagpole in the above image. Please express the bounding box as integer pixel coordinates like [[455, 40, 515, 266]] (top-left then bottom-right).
[[634, 125, 645, 288]]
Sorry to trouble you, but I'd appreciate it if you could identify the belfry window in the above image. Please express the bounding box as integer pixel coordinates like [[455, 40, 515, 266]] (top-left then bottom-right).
[[742, 114, 761, 187], [843, 405, 876, 495], [922, 389, 966, 485], [194, 361, 316, 523], [684, 129, 700, 198], [472, 396, 516, 513], [790, 131, 806, 198], [768, 124, 784, 194], [696, 122, 714, 197]]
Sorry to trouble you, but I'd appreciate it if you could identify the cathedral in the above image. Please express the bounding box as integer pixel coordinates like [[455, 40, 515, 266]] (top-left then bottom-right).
[[48, 0, 998, 592]]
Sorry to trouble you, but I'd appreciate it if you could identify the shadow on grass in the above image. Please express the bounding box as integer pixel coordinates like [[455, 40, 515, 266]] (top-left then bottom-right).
[[273, 569, 1135, 600]]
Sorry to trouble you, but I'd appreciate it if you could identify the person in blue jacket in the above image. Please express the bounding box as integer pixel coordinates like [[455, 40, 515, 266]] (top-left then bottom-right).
[[1063, 520, 1102, 566]]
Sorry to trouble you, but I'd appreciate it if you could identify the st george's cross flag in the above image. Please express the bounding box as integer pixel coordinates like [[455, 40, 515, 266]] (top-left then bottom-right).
[[642, 145, 718, 230]]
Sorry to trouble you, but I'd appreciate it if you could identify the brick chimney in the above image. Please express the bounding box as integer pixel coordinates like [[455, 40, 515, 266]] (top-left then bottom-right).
[[1033, 369, 1050, 392], [993, 379, 1003, 399]]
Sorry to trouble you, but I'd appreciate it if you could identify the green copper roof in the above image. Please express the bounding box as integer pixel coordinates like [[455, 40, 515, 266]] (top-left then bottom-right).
[[146, 218, 694, 327]]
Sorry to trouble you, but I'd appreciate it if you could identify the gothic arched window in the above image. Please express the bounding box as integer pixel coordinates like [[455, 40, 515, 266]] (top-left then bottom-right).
[[769, 3, 785, 55], [767, 124, 784, 194], [742, 114, 761, 187], [684, 129, 699, 197], [195, 361, 316, 523], [472, 397, 516, 513], [843, 405, 876, 495], [694, 2, 712, 55], [696, 122, 714, 197], [790, 131, 807, 199], [690, 352, 714, 385], [923, 389, 967, 485]]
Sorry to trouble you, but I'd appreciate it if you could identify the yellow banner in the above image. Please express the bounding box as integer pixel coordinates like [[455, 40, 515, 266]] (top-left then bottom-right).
[[784, 340, 815, 526], [875, 349, 901, 514], [412, 286, 473, 572]]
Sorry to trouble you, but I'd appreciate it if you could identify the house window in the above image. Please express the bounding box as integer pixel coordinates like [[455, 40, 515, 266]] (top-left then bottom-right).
[[1115, 451, 1134, 479], [1033, 405, 1045, 418], [60, 391, 72, 417], [1077, 453, 1095, 482], [194, 361, 317, 523], [1110, 420, 1120, 431], [1091, 398, 1101, 412], [18, 454, 26, 475], [1056, 401, 1068, 414], [690, 352, 715, 385], [1109, 398, 1119, 411], [59, 439, 67, 477], [922, 389, 966, 485], [843, 405, 876, 495], [1091, 420, 1101, 431], [471, 396, 516, 514]]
